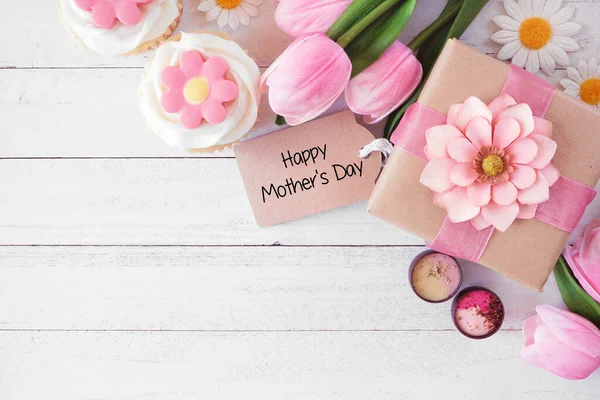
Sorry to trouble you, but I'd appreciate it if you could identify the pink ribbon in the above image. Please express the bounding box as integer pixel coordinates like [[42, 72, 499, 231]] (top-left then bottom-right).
[[390, 65, 597, 262]]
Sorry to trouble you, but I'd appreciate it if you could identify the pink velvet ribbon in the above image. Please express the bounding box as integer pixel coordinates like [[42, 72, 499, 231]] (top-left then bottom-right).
[[390, 64, 597, 262]]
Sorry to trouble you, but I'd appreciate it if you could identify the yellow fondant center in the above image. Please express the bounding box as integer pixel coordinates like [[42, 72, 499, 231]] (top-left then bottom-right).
[[184, 77, 210, 105], [216, 0, 242, 9], [579, 78, 600, 105], [519, 17, 552, 50], [482, 155, 505, 177]]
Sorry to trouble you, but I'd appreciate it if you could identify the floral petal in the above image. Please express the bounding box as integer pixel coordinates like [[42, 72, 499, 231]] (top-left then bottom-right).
[[493, 15, 520, 30], [538, 47, 556, 75], [492, 181, 518, 205], [488, 94, 517, 122], [523, 314, 543, 347], [550, 7, 575, 25], [517, 171, 550, 204], [525, 50, 540, 74], [504, 0, 524, 21], [198, 0, 216, 12], [498, 41, 523, 60], [528, 134, 557, 169], [506, 137, 538, 164], [161, 90, 185, 114], [482, 201, 519, 232], [161, 66, 187, 89], [493, 117, 521, 149], [451, 163, 479, 187], [201, 100, 227, 124], [240, 2, 259, 17], [228, 8, 240, 29], [447, 137, 478, 163], [202, 56, 229, 81], [567, 66, 583, 83], [519, 0, 533, 17], [211, 80, 238, 102], [180, 51, 205, 77], [420, 158, 456, 193], [471, 213, 493, 230], [433, 191, 448, 208], [446, 104, 462, 126], [542, 0, 562, 19], [510, 164, 537, 189], [532, 117, 553, 137], [553, 22, 582, 38], [456, 96, 493, 132], [465, 117, 492, 149], [217, 9, 229, 27], [539, 163, 560, 186], [491, 30, 519, 44], [512, 47, 529, 68], [236, 7, 250, 25], [445, 186, 482, 223], [180, 104, 204, 129], [578, 59, 589, 80], [498, 103, 535, 137], [467, 182, 492, 207], [551, 36, 580, 52], [426, 125, 463, 158], [205, 5, 222, 21], [518, 202, 538, 219]]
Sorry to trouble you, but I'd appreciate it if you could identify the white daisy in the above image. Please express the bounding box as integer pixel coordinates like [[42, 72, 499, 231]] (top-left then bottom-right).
[[198, 0, 263, 30], [560, 58, 600, 109], [491, 0, 582, 75]]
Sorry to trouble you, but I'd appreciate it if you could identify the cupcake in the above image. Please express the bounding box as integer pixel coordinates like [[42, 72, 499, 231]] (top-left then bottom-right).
[[59, 0, 183, 56], [139, 32, 261, 152]]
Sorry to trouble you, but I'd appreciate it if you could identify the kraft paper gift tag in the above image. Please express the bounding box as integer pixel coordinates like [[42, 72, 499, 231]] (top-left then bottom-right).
[[235, 111, 380, 227]]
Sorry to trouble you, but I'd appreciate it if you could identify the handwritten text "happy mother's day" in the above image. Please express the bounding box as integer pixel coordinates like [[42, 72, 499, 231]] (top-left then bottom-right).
[[261, 145, 363, 203]]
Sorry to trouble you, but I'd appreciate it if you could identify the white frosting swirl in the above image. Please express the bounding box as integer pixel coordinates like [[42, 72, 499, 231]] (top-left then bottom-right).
[[139, 33, 261, 150], [60, 0, 181, 56]]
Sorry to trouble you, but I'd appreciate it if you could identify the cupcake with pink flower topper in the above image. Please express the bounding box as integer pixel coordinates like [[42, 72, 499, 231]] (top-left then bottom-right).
[[59, 0, 183, 56], [139, 32, 261, 152]]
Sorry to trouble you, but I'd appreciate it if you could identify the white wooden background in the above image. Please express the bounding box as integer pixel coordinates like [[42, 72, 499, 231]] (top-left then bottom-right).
[[2, 0, 600, 398]]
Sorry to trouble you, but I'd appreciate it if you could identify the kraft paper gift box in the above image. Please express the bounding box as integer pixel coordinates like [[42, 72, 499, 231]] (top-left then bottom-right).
[[368, 39, 600, 291]]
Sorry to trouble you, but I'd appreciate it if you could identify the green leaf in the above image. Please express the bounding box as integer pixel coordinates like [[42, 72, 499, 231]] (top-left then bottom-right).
[[554, 255, 600, 329], [384, 0, 490, 138], [345, 0, 418, 78], [327, 0, 384, 41]]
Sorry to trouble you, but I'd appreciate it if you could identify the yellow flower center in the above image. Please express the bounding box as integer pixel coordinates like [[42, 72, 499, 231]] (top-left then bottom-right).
[[482, 155, 505, 177], [519, 17, 552, 50], [216, 0, 242, 9], [579, 78, 600, 105], [183, 77, 210, 105]]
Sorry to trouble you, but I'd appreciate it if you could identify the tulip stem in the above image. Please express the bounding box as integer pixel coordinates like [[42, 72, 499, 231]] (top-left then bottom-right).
[[336, 0, 405, 49], [407, 2, 462, 52]]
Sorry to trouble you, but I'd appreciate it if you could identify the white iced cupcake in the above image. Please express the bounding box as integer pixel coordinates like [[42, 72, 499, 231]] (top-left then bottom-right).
[[59, 0, 183, 56], [139, 32, 261, 152]]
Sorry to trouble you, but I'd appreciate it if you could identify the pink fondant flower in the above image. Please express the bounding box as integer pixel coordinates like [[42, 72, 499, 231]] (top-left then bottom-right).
[[521, 305, 600, 380], [420, 94, 559, 232], [564, 219, 600, 303], [161, 50, 238, 129], [75, 0, 151, 30]]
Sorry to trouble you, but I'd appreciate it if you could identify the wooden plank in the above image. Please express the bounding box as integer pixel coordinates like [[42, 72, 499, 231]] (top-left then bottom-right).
[[1, 330, 599, 399], [0, 158, 417, 245], [0, 246, 565, 331], [0, 68, 350, 158]]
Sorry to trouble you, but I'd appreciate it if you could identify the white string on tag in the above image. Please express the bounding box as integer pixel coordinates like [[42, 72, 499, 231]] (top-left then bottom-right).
[[359, 138, 394, 182]]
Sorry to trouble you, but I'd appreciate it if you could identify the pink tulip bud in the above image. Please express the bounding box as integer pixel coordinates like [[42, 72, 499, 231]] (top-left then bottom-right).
[[564, 219, 600, 303], [521, 305, 600, 380], [346, 41, 423, 124], [274, 0, 353, 38], [260, 33, 352, 126]]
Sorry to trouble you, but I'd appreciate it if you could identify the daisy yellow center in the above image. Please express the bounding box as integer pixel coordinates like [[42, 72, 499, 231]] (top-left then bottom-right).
[[184, 77, 210, 105], [579, 78, 600, 105], [519, 17, 552, 50], [216, 0, 242, 9], [481, 155, 505, 177]]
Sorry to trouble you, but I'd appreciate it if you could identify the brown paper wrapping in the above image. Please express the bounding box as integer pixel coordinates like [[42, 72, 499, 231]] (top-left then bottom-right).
[[368, 39, 600, 291]]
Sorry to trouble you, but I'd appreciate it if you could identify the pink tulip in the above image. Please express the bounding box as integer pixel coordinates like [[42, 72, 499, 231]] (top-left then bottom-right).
[[274, 0, 353, 38], [261, 33, 351, 126], [521, 305, 600, 380], [564, 219, 600, 303], [346, 41, 423, 124]]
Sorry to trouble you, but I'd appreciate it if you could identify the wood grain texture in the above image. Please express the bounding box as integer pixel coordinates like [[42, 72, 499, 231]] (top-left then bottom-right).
[[2, 0, 600, 397], [0, 246, 565, 331]]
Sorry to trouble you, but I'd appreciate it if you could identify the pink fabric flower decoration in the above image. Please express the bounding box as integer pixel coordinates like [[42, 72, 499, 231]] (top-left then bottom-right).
[[75, 0, 151, 30], [161, 50, 238, 129], [274, 0, 352, 38], [346, 41, 422, 124], [521, 305, 600, 380], [420, 94, 560, 232], [564, 219, 600, 303], [260, 33, 352, 126]]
